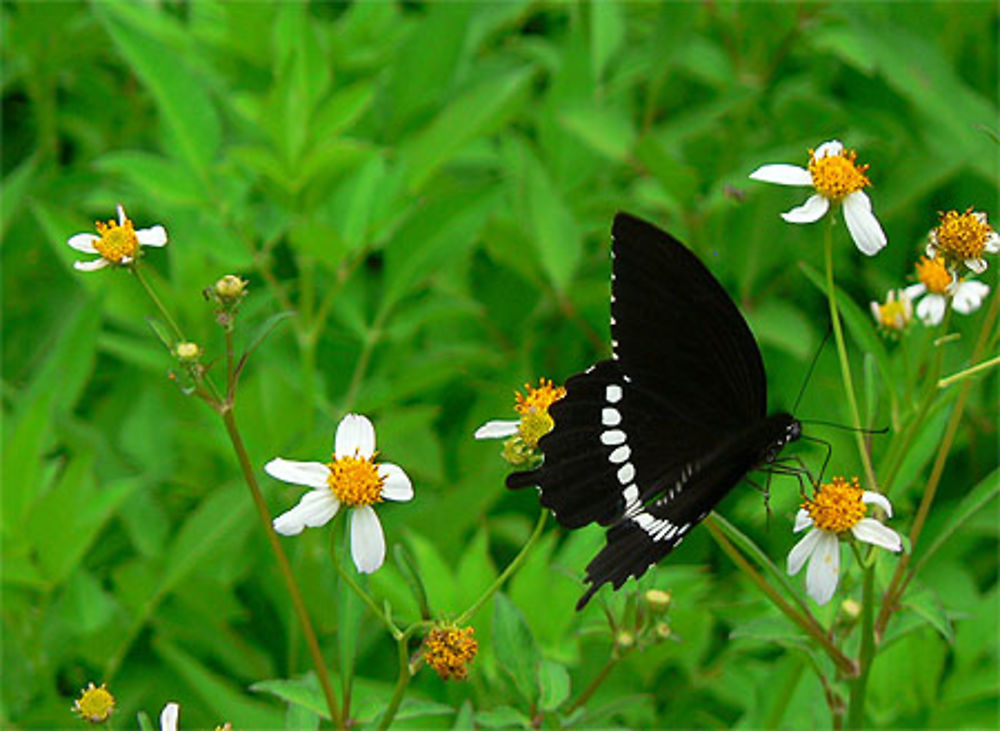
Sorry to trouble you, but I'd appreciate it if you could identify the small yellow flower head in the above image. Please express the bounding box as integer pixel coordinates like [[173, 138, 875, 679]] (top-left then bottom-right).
[[840, 598, 862, 619], [72, 682, 115, 724], [175, 342, 202, 361], [644, 588, 672, 613], [870, 289, 913, 334], [423, 625, 478, 681], [914, 255, 953, 296], [327, 453, 385, 508], [615, 630, 636, 648], [93, 216, 139, 263], [802, 477, 867, 534], [928, 208, 999, 273], [66, 204, 168, 272], [807, 145, 871, 202], [514, 378, 566, 448], [214, 274, 249, 301], [501, 435, 539, 467]]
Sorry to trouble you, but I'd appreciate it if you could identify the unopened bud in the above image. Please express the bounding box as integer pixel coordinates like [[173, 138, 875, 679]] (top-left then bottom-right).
[[615, 630, 635, 648], [175, 342, 202, 361], [214, 274, 248, 300], [840, 598, 862, 619], [654, 622, 672, 640], [644, 589, 672, 613]]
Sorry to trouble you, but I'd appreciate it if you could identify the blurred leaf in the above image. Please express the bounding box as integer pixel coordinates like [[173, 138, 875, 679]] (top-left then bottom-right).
[[748, 300, 815, 361], [252, 675, 327, 719], [902, 582, 955, 644], [589, 1, 625, 82], [474, 705, 531, 728], [522, 147, 582, 294], [559, 106, 636, 163], [538, 658, 571, 711], [492, 592, 540, 703]]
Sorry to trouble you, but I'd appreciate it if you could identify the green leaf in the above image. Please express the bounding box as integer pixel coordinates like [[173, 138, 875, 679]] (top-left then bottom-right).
[[559, 106, 635, 163], [474, 706, 531, 728], [492, 592, 540, 703], [902, 582, 955, 644], [523, 149, 582, 294], [252, 675, 328, 719], [236, 310, 297, 380], [589, 1, 624, 82], [538, 658, 571, 711]]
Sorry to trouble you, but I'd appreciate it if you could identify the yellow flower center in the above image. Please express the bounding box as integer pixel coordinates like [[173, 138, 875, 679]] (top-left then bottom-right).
[[513, 378, 565, 447], [93, 217, 139, 263], [933, 208, 993, 261], [915, 255, 952, 295], [802, 476, 867, 533], [423, 626, 478, 681], [518, 409, 555, 448], [327, 454, 384, 507], [808, 147, 871, 201], [73, 683, 115, 723], [873, 297, 910, 330]]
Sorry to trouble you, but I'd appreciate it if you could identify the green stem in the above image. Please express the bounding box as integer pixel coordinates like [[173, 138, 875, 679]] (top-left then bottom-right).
[[823, 225, 877, 490], [220, 409, 344, 729], [704, 516, 857, 677], [937, 353, 1000, 389], [130, 265, 185, 343], [566, 654, 625, 714], [846, 562, 875, 727], [377, 626, 419, 731], [333, 541, 403, 640], [456, 510, 547, 625]]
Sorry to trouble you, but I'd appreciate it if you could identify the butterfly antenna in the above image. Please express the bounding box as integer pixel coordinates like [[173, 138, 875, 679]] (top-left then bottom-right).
[[801, 419, 889, 436], [792, 325, 833, 413]]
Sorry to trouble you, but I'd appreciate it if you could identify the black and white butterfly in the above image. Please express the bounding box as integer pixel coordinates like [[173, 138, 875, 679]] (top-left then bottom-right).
[[507, 213, 802, 609]]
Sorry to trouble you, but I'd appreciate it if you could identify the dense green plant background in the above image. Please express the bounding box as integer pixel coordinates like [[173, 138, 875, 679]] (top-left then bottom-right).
[[3, 1, 997, 728]]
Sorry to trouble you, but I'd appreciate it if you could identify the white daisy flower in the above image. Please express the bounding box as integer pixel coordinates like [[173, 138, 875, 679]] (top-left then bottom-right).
[[903, 255, 991, 326], [787, 477, 902, 605], [267, 413, 413, 574], [870, 289, 913, 333], [66, 203, 168, 272], [749, 140, 887, 256], [926, 208, 999, 275], [475, 378, 566, 467]]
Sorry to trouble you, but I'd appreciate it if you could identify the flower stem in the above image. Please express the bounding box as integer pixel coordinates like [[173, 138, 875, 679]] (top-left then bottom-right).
[[567, 653, 626, 714], [130, 264, 185, 343], [937, 353, 1000, 389], [333, 542, 404, 640], [456, 510, 547, 625], [377, 626, 419, 731], [823, 226, 878, 490], [704, 515, 857, 677], [846, 561, 875, 727], [220, 409, 344, 729]]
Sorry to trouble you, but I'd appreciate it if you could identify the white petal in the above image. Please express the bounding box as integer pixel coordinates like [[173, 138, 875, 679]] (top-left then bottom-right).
[[916, 294, 946, 326], [793, 508, 814, 533], [160, 703, 179, 731], [870, 300, 880, 322], [813, 140, 843, 158], [273, 490, 339, 535], [748, 164, 812, 186], [965, 258, 987, 275], [474, 420, 520, 440], [787, 528, 821, 576], [781, 194, 830, 224], [136, 225, 168, 247], [351, 506, 385, 573], [805, 531, 841, 605], [852, 518, 902, 552], [983, 231, 999, 253], [67, 233, 99, 253], [265, 458, 330, 488], [843, 192, 887, 256], [861, 491, 893, 517], [952, 280, 990, 314], [116, 203, 127, 226], [903, 283, 926, 301], [73, 258, 109, 272], [336, 413, 376, 459], [378, 463, 413, 501]]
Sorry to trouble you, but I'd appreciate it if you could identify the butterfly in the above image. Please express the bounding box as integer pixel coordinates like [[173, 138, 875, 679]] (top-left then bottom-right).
[[507, 213, 802, 609]]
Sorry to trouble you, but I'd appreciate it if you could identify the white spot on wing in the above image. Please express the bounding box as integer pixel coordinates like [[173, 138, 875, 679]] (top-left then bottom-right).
[[600, 429, 626, 446], [609, 445, 630, 464], [601, 408, 621, 426], [606, 384, 622, 403], [617, 463, 635, 484]]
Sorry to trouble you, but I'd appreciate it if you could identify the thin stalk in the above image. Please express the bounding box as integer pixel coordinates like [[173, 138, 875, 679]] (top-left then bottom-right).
[[377, 626, 419, 731], [937, 354, 1000, 389], [456, 510, 547, 625], [333, 544, 403, 640], [704, 516, 857, 677], [846, 557, 875, 727], [566, 654, 625, 714], [823, 226, 877, 489], [220, 410, 344, 729], [130, 265, 185, 342]]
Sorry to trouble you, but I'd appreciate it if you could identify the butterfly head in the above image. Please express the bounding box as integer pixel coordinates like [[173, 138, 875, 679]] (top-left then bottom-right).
[[759, 413, 802, 465]]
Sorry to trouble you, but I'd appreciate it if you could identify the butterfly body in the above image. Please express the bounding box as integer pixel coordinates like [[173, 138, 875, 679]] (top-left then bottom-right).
[[507, 213, 801, 608]]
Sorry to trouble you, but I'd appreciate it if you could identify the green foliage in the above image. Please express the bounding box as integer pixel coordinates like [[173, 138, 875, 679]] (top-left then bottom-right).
[[2, 1, 997, 728]]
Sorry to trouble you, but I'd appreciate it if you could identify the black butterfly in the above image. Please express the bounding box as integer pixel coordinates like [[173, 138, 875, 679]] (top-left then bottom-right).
[[507, 213, 802, 609]]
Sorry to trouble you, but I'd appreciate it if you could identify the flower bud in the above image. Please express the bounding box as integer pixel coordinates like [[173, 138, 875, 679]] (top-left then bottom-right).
[[214, 274, 248, 301], [644, 589, 672, 613], [175, 342, 202, 361]]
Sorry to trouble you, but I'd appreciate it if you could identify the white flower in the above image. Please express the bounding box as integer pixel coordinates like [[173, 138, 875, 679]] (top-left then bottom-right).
[[267, 414, 413, 574], [160, 703, 179, 731], [926, 208, 999, 275], [869, 289, 913, 332], [66, 203, 168, 271], [903, 254, 991, 326], [749, 140, 887, 256], [787, 477, 902, 605]]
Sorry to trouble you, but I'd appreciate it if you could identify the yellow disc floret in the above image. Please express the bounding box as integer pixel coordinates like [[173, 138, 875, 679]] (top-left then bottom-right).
[[808, 147, 871, 201], [93, 217, 139, 263], [423, 625, 478, 681], [914, 255, 952, 295], [802, 476, 867, 534], [327, 454, 384, 507], [872, 290, 911, 332], [514, 378, 566, 448], [72, 682, 116, 724], [932, 208, 993, 261]]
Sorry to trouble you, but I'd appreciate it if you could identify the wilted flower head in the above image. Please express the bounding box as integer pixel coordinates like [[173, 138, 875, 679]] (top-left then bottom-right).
[[66, 204, 167, 272], [475, 378, 566, 466], [422, 625, 478, 681], [72, 682, 115, 724], [870, 289, 913, 334], [749, 140, 887, 255], [927, 208, 998, 274], [267, 414, 413, 574], [787, 477, 902, 605]]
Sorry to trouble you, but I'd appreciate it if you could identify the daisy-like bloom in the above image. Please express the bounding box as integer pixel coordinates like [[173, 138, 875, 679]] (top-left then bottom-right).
[[66, 203, 167, 272], [422, 625, 479, 681], [72, 682, 115, 724], [267, 413, 413, 574], [749, 140, 887, 256], [870, 289, 913, 333], [903, 255, 991, 326], [787, 477, 902, 605], [475, 378, 566, 465], [926, 208, 999, 274], [160, 703, 180, 731]]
